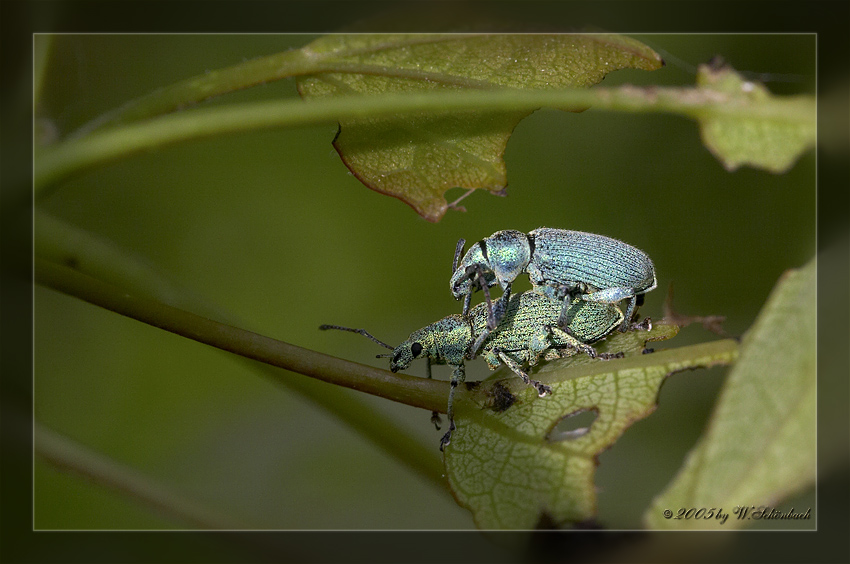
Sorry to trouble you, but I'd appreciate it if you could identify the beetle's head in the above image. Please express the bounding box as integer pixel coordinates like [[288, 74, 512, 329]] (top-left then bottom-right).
[[389, 337, 425, 372], [450, 242, 496, 299], [388, 316, 471, 371], [450, 231, 531, 299]]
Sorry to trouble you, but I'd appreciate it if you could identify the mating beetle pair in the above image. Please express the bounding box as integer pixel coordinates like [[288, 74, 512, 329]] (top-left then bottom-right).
[[321, 228, 656, 449], [450, 228, 657, 355], [322, 291, 624, 450]]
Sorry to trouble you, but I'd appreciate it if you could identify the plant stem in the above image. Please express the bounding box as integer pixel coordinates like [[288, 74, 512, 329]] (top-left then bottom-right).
[[67, 34, 488, 138], [35, 422, 248, 529], [34, 86, 814, 195], [35, 259, 449, 414], [68, 47, 315, 138], [34, 211, 448, 490]]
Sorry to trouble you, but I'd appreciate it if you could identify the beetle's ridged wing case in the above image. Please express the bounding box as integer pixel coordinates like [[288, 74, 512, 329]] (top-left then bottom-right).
[[469, 291, 621, 351], [528, 228, 656, 293], [566, 299, 624, 343]]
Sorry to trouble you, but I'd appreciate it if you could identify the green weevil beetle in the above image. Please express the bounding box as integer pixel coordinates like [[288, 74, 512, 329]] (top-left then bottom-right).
[[450, 228, 657, 352], [320, 290, 624, 450]]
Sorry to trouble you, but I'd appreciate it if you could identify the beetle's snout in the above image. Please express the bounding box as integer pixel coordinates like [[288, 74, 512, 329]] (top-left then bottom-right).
[[450, 272, 470, 298]]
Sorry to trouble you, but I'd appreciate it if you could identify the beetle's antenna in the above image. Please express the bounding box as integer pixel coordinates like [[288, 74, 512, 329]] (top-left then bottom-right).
[[452, 238, 466, 272], [375, 353, 393, 358], [319, 324, 394, 350]]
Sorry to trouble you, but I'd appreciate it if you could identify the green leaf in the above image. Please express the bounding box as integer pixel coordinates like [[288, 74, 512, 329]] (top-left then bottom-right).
[[442, 323, 739, 529], [695, 63, 815, 173], [644, 258, 816, 530], [296, 34, 663, 222]]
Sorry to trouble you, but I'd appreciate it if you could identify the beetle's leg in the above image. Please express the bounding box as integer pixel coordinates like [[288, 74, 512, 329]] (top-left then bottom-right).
[[630, 316, 652, 332], [620, 293, 649, 331], [475, 268, 497, 330], [492, 283, 511, 326], [556, 296, 580, 333], [544, 324, 599, 359], [548, 281, 586, 301], [425, 358, 442, 430], [439, 363, 466, 451], [460, 263, 498, 328], [580, 287, 633, 303], [620, 296, 637, 331], [493, 347, 552, 397], [469, 283, 511, 359], [469, 327, 490, 360], [545, 324, 625, 360], [462, 292, 472, 317], [457, 260, 505, 330]]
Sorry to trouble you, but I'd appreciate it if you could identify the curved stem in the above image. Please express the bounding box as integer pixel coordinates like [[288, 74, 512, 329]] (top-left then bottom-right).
[[67, 34, 487, 138], [34, 85, 814, 195], [35, 422, 249, 529], [34, 259, 449, 413], [34, 212, 448, 491]]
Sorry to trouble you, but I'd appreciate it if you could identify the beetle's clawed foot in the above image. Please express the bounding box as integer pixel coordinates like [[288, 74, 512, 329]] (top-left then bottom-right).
[[532, 380, 553, 396], [439, 420, 457, 451], [631, 317, 652, 332], [598, 351, 625, 360]]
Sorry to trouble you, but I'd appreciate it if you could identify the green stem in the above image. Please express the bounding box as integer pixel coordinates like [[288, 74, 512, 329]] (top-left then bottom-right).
[[34, 85, 814, 196], [35, 258, 448, 414], [67, 34, 487, 138], [34, 212, 448, 491], [34, 210, 192, 310], [35, 422, 248, 529], [68, 47, 315, 138]]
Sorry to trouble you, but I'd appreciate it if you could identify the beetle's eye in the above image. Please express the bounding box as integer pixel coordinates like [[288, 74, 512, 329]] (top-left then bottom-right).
[[411, 342, 423, 357]]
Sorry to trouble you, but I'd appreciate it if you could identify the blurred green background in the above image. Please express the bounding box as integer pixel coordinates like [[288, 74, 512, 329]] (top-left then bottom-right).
[[34, 34, 816, 532]]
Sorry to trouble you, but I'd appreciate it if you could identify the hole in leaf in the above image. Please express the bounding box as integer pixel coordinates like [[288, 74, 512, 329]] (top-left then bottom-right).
[[546, 408, 599, 442]]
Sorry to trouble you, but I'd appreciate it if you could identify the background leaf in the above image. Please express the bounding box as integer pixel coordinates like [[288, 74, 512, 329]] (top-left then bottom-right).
[[296, 34, 663, 221], [443, 324, 739, 529], [644, 258, 816, 530], [695, 62, 815, 173]]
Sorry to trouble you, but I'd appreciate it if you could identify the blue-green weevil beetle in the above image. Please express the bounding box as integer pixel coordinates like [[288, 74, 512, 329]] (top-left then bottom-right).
[[450, 228, 656, 352], [321, 290, 624, 450]]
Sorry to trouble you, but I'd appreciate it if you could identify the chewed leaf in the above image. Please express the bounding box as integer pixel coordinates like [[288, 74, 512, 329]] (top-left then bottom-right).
[[297, 34, 663, 222], [644, 259, 816, 530], [443, 323, 739, 529], [695, 63, 815, 173]]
